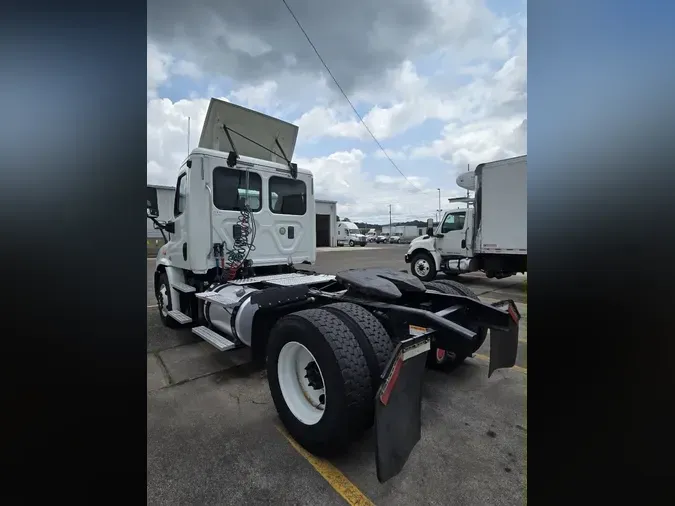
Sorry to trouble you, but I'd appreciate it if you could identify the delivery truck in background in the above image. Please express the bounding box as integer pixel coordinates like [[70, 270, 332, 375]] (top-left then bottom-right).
[[405, 155, 527, 281]]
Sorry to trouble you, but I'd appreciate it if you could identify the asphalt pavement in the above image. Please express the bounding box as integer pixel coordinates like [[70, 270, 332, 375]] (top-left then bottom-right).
[[147, 244, 527, 505]]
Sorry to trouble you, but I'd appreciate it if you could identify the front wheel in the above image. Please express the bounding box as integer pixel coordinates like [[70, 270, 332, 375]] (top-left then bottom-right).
[[267, 309, 372, 456], [349, 240, 355, 247], [156, 272, 181, 328], [410, 252, 437, 282]]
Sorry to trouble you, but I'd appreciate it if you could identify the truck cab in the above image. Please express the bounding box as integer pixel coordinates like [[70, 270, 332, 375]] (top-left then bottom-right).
[[154, 99, 315, 305], [405, 206, 474, 281], [337, 221, 366, 246]]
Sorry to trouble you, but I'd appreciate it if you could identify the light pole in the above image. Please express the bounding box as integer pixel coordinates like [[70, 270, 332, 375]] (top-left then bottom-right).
[[437, 188, 441, 224]]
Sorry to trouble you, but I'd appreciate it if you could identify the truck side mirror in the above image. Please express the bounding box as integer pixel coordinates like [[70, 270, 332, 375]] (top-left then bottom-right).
[[147, 198, 159, 218], [426, 218, 434, 236]]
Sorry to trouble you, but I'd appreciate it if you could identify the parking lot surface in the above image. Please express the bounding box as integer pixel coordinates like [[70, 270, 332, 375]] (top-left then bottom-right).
[[147, 244, 527, 505]]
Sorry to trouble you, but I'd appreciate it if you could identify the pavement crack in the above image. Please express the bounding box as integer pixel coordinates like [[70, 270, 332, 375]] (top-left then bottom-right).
[[154, 352, 173, 385]]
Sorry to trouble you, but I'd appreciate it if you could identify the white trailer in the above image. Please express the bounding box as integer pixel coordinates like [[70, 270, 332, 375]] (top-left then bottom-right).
[[405, 155, 527, 281], [148, 99, 521, 483]]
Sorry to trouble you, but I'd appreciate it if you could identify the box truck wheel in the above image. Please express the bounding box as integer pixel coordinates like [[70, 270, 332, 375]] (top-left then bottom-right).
[[156, 272, 181, 328], [324, 302, 395, 429], [267, 308, 372, 456], [349, 239, 355, 247], [411, 252, 437, 282]]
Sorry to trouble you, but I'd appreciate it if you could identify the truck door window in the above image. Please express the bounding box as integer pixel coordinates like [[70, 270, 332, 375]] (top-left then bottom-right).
[[213, 167, 262, 212], [269, 176, 307, 215], [441, 212, 466, 233], [174, 173, 187, 217]]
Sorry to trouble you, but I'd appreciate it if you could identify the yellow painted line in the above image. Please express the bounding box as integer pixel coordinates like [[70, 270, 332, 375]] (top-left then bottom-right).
[[474, 354, 527, 374], [276, 426, 375, 506]]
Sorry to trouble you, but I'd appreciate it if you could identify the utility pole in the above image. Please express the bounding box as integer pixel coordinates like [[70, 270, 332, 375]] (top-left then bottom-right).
[[187, 116, 191, 155], [388, 204, 392, 235]]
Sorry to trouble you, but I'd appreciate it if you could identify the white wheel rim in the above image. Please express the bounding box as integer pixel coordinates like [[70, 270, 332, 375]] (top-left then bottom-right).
[[277, 341, 326, 425], [158, 284, 169, 317], [415, 259, 430, 277]]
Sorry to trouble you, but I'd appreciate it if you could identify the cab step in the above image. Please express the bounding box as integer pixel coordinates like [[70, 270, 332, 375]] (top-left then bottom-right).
[[192, 326, 236, 351], [168, 310, 192, 324], [172, 281, 196, 293]]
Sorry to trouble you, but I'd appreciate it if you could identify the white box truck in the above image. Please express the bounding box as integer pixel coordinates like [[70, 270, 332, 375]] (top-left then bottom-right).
[[405, 155, 527, 281]]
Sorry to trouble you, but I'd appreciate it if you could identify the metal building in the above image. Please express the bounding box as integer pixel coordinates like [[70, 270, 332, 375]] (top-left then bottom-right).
[[147, 185, 337, 249], [315, 199, 337, 247]]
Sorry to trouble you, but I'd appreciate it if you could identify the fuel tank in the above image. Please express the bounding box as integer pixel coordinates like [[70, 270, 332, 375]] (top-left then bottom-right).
[[202, 283, 260, 346]]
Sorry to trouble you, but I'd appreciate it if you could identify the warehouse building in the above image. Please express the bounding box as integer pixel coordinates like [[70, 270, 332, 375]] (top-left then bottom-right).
[[315, 199, 337, 247], [147, 185, 337, 251]]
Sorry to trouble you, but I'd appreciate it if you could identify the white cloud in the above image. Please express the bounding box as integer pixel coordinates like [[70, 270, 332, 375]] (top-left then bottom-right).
[[296, 150, 464, 223], [229, 80, 279, 110], [147, 42, 173, 98], [147, 97, 227, 186], [146, 1, 527, 223], [172, 60, 203, 79]]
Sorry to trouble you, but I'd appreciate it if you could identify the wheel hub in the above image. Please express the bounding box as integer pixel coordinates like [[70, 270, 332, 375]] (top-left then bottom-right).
[[277, 342, 327, 425], [415, 259, 430, 276], [158, 284, 169, 317], [304, 362, 324, 390]]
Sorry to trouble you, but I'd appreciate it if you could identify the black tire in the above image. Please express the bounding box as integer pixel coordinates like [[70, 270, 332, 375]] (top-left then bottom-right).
[[434, 279, 478, 299], [156, 272, 181, 328], [360, 243, 366, 247], [324, 303, 395, 429], [267, 308, 372, 456], [410, 252, 437, 282], [434, 280, 488, 354], [349, 240, 355, 247]]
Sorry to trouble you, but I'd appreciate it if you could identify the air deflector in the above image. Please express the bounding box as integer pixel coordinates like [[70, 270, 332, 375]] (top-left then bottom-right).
[[199, 98, 299, 165]]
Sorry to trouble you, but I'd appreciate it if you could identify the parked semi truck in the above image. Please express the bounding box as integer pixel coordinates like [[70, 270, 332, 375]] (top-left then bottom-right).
[[148, 99, 521, 483], [406, 155, 527, 282], [336, 220, 367, 246]]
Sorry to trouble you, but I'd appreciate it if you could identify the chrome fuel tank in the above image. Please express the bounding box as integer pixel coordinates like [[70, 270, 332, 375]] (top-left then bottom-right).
[[203, 283, 259, 346]]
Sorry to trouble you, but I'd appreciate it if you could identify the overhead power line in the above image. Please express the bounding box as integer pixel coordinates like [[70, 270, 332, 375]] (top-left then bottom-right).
[[281, 0, 423, 193]]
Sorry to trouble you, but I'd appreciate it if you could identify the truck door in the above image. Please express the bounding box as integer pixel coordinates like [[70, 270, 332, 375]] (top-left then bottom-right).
[[164, 169, 190, 269], [437, 210, 468, 257]]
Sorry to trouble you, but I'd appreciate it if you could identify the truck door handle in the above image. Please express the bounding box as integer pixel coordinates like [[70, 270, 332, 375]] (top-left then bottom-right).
[[461, 239, 466, 249]]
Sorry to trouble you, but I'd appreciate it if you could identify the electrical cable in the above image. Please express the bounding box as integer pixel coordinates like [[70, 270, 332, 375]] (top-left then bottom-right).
[[281, 0, 422, 193], [222, 174, 258, 280]]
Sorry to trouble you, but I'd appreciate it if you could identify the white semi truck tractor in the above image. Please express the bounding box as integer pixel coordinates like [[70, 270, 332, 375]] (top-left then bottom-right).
[[406, 155, 527, 282], [148, 99, 522, 483]]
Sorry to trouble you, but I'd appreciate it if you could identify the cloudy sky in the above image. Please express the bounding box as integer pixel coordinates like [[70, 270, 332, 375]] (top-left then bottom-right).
[[147, 0, 527, 224]]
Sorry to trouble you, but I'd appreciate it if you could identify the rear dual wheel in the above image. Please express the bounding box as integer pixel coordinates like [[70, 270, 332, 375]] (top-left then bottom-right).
[[267, 304, 393, 456]]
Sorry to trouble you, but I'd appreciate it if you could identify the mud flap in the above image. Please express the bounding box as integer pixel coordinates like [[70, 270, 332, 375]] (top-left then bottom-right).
[[488, 300, 521, 377], [374, 334, 431, 483]]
